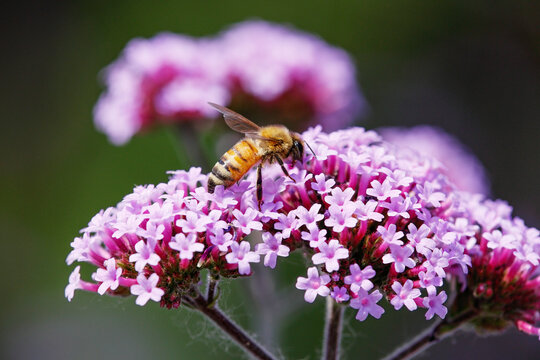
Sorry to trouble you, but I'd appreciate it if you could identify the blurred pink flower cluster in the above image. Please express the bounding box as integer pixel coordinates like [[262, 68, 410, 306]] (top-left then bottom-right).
[[380, 126, 490, 195], [94, 21, 364, 145]]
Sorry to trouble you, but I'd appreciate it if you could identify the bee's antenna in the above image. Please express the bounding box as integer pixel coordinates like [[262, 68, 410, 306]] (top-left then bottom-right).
[[305, 141, 317, 159]]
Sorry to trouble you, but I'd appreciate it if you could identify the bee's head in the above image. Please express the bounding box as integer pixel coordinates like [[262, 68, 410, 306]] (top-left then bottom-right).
[[289, 132, 305, 164]]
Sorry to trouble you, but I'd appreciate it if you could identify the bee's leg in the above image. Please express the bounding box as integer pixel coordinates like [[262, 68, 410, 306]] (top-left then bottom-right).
[[256, 162, 263, 210], [274, 155, 295, 182]]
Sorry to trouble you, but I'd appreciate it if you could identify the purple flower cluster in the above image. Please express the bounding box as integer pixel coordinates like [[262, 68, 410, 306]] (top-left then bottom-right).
[[66, 167, 266, 308], [94, 21, 364, 145], [65, 126, 456, 318], [217, 21, 364, 130], [257, 126, 469, 322], [379, 126, 490, 195], [66, 126, 539, 338], [447, 193, 540, 338], [94, 34, 228, 145]]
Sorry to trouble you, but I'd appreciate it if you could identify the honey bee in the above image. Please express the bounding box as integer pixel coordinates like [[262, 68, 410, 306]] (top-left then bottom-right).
[[207, 102, 310, 208]]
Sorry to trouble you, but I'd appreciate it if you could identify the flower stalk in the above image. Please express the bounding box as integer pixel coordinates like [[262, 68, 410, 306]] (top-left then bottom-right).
[[382, 308, 479, 360], [206, 273, 220, 306], [187, 289, 278, 360], [322, 297, 345, 360], [173, 123, 212, 171]]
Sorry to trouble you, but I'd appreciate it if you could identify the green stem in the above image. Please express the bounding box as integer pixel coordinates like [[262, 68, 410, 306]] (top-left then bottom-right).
[[322, 297, 345, 360], [382, 309, 479, 360], [206, 273, 219, 306], [188, 292, 278, 360], [171, 123, 213, 170]]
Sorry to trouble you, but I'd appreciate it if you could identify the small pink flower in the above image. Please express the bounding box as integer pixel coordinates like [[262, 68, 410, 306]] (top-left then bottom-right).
[[294, 204, 324, 231], [296, 267, 331, 303], [209, 228, 234, 252], [331, 286, 350, 303], [311, 240, 349, 272], [382, 244, 416, 273], [311, 174, 336, 194], [366, 179, 401, 201], [256, 233, 290, 269], [350, 289, 385, 321], [131, 273, 165, 306], [377, 224, 404, 246], [169, 233, 204, 260], [93, 258, 122, 295], [423, 286, 448, 320], [324, 205, 357, 233], [177, 211, 211, 234], [390, 280, 421, 311], [232, 208, 263, 235], [344, 264, 375, 293], [225, 241, 260, 275], [129, 239, 160, 272]]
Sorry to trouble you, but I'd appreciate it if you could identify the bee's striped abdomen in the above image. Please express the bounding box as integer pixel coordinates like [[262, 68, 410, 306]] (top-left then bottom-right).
[[208, 138, 260, 193]]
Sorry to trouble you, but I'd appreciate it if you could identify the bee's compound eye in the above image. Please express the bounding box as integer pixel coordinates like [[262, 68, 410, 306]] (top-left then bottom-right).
[[293, 140, 304, 161], [298, 141, 304, 152]]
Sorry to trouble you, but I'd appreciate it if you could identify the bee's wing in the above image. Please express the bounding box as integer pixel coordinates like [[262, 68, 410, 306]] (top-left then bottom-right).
[[208, 102, 260, 135]]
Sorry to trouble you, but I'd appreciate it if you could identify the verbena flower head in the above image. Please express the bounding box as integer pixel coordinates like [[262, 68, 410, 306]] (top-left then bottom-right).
[[66, 168, 266, 308], [379, 126, 490, 195], [447, 193, 540, 339], [66, 126, 466, 319], [94, 33, 229, 145], [246, 125, 473, 322], [218, 20, 365, 131], [93, 22, 365, 145], [68, 125, 538, 336]]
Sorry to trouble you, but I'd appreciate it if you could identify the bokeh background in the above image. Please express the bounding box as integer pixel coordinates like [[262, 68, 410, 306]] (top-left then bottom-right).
[[2, 1, 539, 359]]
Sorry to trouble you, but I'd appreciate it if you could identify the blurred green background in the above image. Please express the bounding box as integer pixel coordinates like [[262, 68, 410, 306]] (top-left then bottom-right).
[[2, 1, 539, 359]]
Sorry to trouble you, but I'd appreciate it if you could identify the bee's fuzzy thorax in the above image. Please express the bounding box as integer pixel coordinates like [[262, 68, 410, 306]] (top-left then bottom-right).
[[259, 125, 294, 155]]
